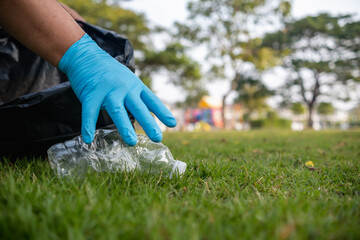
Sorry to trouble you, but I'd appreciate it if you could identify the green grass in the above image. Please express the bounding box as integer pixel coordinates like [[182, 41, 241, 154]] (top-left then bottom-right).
[[1, 130, 360, 240]]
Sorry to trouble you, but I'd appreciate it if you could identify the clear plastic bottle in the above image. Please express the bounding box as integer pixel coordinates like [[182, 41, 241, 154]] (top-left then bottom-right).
[[47, 129, 186, 178]]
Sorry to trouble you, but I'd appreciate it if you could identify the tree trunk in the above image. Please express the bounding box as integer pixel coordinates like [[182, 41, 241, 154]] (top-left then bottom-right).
[[306, 71, 320, 129], [299, 70, 320, 130], [221, 73, 239, 129], [307, 104, 314, 129]]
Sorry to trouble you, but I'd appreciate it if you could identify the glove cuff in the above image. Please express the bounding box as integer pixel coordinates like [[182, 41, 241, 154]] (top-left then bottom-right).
[[58, 33, 92, 73], [58, 33, 110, 101]]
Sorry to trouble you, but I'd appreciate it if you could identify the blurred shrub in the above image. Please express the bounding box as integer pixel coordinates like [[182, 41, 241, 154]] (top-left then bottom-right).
[[349, 121, 360, 128], [250, 118, 291, 129]]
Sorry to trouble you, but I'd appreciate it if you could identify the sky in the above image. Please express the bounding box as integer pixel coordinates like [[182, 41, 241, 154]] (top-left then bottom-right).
[[121, 0, 360, 108]]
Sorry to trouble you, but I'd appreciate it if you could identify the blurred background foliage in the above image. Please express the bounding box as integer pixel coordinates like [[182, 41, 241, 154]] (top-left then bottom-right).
[[173, 0, 292, 128]]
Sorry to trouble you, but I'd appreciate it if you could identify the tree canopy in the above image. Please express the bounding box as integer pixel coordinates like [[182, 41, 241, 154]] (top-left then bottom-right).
[[290, 102, 305, 115], [317, 102, 335, 116], [263, 13, 360, 128], [234, 73, 273, 119]]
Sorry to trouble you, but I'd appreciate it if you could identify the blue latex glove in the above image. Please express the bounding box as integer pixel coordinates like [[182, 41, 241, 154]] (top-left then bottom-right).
[[58, 34, 176, 145]]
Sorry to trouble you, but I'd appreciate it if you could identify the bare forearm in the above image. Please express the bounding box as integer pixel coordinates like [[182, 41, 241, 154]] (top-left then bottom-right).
[[0, 0, 85, 66]]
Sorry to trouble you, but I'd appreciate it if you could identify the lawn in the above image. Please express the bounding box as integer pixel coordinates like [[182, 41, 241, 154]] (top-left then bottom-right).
[[0, 130, 359, 240]]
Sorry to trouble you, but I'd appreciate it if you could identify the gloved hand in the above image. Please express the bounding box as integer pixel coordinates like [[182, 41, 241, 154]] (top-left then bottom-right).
[[58, 34, 176, 145]]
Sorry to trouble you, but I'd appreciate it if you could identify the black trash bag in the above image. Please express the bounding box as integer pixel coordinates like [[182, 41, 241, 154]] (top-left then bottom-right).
[[0, 21, 135, 158]]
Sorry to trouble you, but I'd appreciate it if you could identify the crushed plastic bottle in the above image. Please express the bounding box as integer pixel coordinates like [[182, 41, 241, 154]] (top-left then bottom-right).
[[47, 129, 186, 178]]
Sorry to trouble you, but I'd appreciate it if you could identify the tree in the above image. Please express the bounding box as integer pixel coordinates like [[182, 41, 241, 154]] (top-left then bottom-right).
[[290, 102, 305, 115], [263, 13, 360, 128], [317, 102, 335, 128], [173, 0, 291, 128], [234, 73, 273, 121], [317, 102, 335, 116]]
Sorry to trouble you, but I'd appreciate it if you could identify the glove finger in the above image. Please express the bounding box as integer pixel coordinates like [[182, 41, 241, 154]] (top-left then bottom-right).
[[105, 97, 137, 146], [81, 98, 102, 144], [125, 93, 163, 142], [141, 87, 177, 127]]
